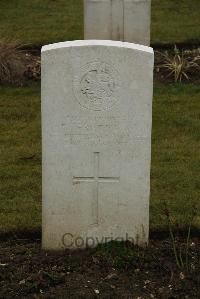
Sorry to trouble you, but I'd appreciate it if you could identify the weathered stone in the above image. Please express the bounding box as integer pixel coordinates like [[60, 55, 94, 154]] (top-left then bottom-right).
[[84, 0, 151, 46], [42, 40, 154, 250]]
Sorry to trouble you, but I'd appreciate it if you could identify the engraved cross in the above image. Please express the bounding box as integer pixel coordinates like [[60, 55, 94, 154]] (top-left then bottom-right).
[[73, 152, 120, 225]]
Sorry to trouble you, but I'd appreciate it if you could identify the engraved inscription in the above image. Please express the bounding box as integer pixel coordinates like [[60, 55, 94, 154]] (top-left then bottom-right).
[[74, 61, 120, 111], [61, 114, 148, 146], [73, 152, 120, 225]]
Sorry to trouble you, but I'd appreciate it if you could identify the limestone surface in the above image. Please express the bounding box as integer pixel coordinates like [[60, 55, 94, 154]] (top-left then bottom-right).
[[84, 0, 151, 46], [42, 40, 154, 249]]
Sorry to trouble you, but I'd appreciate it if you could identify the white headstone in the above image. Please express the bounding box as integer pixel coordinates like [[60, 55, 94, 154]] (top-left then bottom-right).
[[42, 40, 154, 250], [84, 0, 151, 46]]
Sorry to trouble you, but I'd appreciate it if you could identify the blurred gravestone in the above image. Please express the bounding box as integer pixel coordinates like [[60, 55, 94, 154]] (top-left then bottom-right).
[[84, 0, 151, 46]]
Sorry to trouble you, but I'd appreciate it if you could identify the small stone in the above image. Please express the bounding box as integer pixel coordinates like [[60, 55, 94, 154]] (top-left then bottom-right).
[[94, 289, 100, 294], [19, 279, 26, 285], [105, 273, 118, 280], [0, 263, 8, 267]]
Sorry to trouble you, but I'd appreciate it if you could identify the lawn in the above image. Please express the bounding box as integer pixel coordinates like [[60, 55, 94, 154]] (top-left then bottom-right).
[[0, 84, 199, 234], [0, 87, 41, 233], [0, 0, 199, 47]]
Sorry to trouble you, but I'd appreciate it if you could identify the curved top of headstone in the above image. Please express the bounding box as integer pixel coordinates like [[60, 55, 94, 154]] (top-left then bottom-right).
[[42, 40, 153, 54]]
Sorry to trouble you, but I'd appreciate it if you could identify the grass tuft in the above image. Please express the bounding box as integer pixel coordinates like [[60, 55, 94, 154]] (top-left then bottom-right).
[[0, 40, 26, 86]]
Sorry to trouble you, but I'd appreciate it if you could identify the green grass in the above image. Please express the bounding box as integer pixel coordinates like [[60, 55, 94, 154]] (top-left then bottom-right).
[[0, 84, 199, 233], [0, 0, 199, 46], [151, 0, 200, 45], [151, 84, 200, 230], [0, 0, 83, 46], [0, 87, 41, 233]]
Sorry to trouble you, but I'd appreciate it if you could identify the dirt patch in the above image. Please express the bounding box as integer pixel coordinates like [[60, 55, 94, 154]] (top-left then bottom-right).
[[0, 238, 199, 299], [0, 46, 200, 87], [25, 48, 200, 85]]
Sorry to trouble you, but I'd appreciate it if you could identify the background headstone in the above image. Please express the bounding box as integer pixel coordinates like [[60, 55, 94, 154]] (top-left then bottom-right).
[[84, 0, 151, 46], [42, 40, 154, 250]]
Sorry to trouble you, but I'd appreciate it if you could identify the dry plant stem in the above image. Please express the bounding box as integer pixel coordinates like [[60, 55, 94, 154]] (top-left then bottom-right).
[[185, 203, 198, 272], [164, 198, 199, 272], [185, 226, 190, 271], [168, 221, 181, 269], [163, 201, 182, 269], [185, 223, 192, 272], [179, 246, 184, 269]]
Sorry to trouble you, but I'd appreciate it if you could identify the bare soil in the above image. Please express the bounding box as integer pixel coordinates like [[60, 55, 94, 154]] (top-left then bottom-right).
[[1, 47, 200, 87], [0, 238, 199, 299]]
